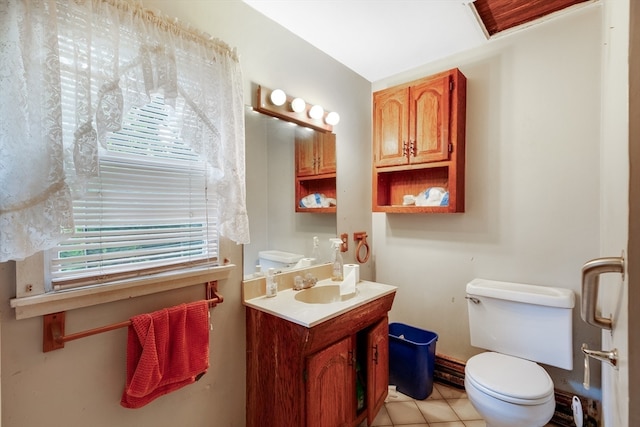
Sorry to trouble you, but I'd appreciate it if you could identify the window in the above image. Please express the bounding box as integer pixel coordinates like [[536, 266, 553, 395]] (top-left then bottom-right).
[[6, 0, 246, 319], [47, 94, 219, 291]]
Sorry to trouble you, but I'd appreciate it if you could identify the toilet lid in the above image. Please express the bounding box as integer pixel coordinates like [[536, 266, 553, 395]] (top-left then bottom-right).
[[466, 352, 554, 405]]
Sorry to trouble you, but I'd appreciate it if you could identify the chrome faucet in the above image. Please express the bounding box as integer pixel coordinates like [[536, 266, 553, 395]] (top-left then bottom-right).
[[293, 273, 318, 290]]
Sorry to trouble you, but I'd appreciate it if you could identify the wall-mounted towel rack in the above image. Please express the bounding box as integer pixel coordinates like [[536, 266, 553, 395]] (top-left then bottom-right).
[[42, 281, 223, 352]]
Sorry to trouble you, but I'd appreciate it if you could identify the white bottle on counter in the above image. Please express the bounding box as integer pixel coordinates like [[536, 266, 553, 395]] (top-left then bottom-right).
[[266, 268, 278, 297]]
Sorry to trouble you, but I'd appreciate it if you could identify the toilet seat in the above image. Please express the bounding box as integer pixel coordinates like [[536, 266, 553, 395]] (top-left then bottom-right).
[[465, 352, 554, 406]]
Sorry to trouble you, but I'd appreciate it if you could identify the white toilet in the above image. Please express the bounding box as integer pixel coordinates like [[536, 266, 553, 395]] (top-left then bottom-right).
[[258, 250, 304, 271], [464, 278, 575, 427]]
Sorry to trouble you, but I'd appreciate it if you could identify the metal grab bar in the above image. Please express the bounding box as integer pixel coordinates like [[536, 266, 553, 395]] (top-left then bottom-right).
[[580, 256, 625, 330]]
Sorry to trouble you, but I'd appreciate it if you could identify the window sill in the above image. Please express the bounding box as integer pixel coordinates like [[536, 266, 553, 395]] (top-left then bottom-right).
[[10, 264, 235, 320]]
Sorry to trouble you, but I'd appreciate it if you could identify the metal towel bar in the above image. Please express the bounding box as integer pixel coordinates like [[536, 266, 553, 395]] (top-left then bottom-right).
[[42, 281, 223, 352]]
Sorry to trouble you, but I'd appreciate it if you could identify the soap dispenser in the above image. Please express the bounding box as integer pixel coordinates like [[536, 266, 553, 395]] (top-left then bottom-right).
[[329, 238, 344, 281]]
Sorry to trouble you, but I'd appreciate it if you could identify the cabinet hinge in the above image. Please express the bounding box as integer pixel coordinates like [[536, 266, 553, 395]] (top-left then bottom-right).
[[449, 80, 454, 91], [303, 369, 308, 383], [448, 142, 453, 153]]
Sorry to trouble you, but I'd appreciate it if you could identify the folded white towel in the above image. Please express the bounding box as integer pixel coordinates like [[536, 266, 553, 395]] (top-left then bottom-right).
[[299, 193, 337, 208], [415, 187, 449, 207]]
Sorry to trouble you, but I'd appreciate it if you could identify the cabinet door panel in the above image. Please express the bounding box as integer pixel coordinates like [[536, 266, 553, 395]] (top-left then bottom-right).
[[374, 87, 409, 167], [306, 336, 355, 427], [367, 317, 389, 425], [296, 128, 317, 177], [317, 132, 336, 175], [410, 75, 451, 164]]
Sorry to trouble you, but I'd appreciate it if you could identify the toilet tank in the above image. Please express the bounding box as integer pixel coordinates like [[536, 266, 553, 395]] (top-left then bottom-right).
[[258, 250, 304, 271], [466, 278, 575, 370]]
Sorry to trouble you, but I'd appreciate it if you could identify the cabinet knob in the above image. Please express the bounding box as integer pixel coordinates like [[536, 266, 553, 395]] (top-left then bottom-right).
[[402, 141, 411, 159]]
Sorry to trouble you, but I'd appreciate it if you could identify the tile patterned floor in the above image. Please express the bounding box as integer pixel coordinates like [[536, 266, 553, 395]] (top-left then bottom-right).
[[362, 382, 560, 427]]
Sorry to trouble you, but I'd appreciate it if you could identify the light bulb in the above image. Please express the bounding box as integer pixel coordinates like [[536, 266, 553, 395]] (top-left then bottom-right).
[[325, 111, 340, 126], [291, 97, 306, 113], [270, 89, 286, 106], [309, 105, 324, 120]]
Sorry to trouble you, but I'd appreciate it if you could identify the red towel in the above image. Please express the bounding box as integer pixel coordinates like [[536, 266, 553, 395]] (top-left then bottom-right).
[[120, 300, 210, 408]]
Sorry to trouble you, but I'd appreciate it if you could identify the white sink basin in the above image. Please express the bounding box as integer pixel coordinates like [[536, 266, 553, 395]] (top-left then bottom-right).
[[294, 285, 357, 304], [244, 280, 397, 327]]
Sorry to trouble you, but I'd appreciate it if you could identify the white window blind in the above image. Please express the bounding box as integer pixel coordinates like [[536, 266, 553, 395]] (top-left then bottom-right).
[[48, 95, 219, 290]]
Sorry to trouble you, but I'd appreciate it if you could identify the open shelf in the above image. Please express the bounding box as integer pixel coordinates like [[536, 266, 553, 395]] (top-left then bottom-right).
[[373, 166, 462, 213], [296, 175, 337, 213]]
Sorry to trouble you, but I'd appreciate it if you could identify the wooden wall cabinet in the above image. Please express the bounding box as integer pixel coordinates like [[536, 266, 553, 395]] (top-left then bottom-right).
[[246, 294, 394, 427], [295, 128, 337, 213], [373, 68, 466, 213], [296, 128, 336, 176]]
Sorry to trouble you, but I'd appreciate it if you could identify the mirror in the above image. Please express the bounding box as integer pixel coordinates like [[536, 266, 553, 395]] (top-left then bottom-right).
[[243, 106, 337, 278]]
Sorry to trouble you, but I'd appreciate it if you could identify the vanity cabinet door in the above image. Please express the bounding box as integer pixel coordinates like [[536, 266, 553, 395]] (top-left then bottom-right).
[[366, 317, 389, 426], [306, 335, 355, 427]]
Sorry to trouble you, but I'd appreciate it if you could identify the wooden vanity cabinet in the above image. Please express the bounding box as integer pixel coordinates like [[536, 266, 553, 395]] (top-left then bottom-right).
[[372, 68, 466, 213], [295, 128, 337, 213], [246, 293, 395, 427]]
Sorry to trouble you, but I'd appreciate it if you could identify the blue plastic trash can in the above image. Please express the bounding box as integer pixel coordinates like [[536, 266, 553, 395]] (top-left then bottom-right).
[[388, 323, 438, 400]]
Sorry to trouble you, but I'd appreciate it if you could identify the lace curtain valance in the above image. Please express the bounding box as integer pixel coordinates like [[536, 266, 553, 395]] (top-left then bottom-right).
[[0, 0, 249, 262]]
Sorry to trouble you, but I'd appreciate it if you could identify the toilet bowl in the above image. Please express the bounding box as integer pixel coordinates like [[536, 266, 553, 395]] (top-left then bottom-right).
[[464, 279, 575, 427], [464, 352, 555, 427]]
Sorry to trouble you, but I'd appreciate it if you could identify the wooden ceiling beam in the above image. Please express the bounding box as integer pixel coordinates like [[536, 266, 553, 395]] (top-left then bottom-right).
[[473, 0, 590, 36]]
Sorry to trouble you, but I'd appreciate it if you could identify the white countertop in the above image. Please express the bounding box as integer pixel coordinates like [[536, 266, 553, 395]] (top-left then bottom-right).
[[243, 279, 397, 328]]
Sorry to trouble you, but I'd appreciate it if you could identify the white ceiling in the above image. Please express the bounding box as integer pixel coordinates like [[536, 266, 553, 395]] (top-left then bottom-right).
[[242, 0, 488, 82]]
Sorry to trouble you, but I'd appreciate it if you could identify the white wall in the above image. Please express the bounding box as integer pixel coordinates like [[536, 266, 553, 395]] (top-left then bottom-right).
[[0, 1, 372, 426], [0, 1, 611, 425], [372, 5, 603, 398]]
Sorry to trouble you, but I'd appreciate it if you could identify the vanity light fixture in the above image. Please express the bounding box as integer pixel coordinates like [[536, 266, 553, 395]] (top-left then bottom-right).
[[291, 97, 306, 113], [325, 111, 340, 126], [255, 85, 338, 133], [270, 89, 287, 106], [308, 104, 324, 120]]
